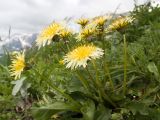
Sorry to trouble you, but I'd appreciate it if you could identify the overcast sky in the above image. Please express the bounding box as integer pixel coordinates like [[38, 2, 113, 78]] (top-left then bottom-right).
[[0, 0, 155, 35]]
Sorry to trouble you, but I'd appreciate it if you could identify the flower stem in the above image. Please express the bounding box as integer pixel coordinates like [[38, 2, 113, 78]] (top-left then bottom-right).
[[58, 43, 66, 53], [86, 66, 97, 87], [101, 33, 114, 90], [104, 62, 114, 90], [100, 88, 116, 107], [123, 34, 127, 95], [86, 66, 105, 102], [91, 60, 116, 107], [64, 39, 70, 51], [91, 60, 104, 103], [76, 70, 90, 91]]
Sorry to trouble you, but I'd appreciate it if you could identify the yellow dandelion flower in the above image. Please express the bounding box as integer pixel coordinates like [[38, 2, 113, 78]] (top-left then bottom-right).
[[36, 22, 63, 48], [92, 16, 111, 26], [84, 16, 111, 35], [63, 45, 104, 69], [58, 28, 72, 39], [9, 52, 25, 80], [107, 16, 134, 32], [76, 18, 89, 28], [77, 26, 96, 41]]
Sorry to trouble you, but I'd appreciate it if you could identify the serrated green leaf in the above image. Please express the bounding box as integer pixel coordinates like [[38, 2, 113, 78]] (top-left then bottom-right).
[[11, 77, 26, 96], [126, 101, 149, 115], [81, 100, 95, 120], [94, 104, 111, 120], [32, 102, 80, 120], [147, 62, 160, 82]]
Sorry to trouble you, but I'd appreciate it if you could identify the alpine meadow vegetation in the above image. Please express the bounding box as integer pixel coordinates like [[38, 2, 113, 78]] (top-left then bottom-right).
[[1, 2, 160, 120]]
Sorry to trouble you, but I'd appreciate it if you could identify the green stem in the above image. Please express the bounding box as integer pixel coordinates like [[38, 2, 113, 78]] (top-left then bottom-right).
[[86, 67, 94, 82], [86, 66, 97, 88], [123, 34, 127, 95], [92, 60, 104, 103], [100, 88, 116, 107], [101, 33, 106, 60], [64, 39, 70, 51], [66, 44, 70, 51], [58, 43, 66, 54], [86, 66, 104, 102], [76, 69, 100, 102], [76, 70, 90, 91], [91, 60, 116, 106], [101, 32, 114, 90], [104, 62, 114, 90], [92, 60, 99, 83]]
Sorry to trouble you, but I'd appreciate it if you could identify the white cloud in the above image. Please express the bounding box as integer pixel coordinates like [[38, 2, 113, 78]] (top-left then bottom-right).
[[0, 0, 149, 35]]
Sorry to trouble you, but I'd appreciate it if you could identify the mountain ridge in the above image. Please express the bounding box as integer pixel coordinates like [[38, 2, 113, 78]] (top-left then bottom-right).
[[0, 33, 38, 54]]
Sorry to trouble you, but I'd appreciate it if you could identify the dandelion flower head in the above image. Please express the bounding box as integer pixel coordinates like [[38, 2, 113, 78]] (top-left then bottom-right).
[[63, 45, 104, 69], [107, 16, 134, 32], [9, 52, 25, 80], [36, 22, 63, 48], [76, 18, 89, 28]]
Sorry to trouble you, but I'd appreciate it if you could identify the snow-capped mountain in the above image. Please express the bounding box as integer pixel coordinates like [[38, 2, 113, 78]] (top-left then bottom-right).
[[0, 33, 38, 54]]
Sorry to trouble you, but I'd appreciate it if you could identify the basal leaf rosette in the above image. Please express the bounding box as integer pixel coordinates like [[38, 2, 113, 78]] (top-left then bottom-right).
[[63, 45, 104, 69]]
